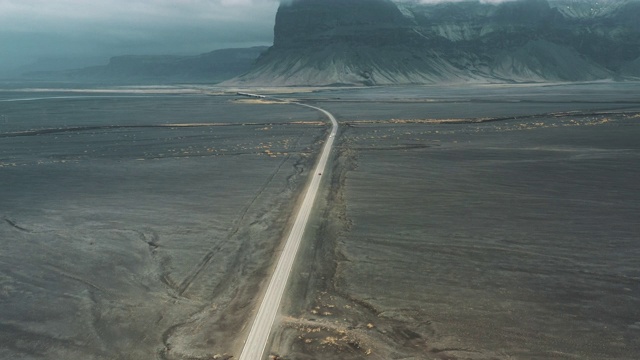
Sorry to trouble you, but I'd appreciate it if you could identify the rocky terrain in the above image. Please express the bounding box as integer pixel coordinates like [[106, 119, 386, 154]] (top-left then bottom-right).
[[230, 0, 640, 86]]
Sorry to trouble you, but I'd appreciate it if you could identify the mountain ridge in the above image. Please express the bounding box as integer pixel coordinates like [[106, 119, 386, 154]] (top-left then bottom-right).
[[20, 47, 268, 84], [229, 0, 640, 86]]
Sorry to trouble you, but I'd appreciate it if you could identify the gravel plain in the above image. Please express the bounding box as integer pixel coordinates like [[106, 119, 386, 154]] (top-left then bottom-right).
[[2, 83, 639, 360]]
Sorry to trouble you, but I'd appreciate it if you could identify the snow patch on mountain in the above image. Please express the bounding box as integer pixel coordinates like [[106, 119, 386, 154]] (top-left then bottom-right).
[[549, 0, 632, 18], [228, 0, 640, 86]]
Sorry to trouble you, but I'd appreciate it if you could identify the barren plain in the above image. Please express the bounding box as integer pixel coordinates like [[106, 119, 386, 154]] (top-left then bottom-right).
[[273, 83, 640, 360], [1, 83, 639, 360], [0, 90, 327, 359]]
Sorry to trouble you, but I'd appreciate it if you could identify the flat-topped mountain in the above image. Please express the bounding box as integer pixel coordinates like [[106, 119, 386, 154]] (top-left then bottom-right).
[[230, 0, 640, 86], [21, 47, 268, 84]]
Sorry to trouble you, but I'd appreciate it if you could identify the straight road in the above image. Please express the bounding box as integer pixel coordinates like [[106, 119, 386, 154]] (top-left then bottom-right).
[[238, 101, 338, 360]]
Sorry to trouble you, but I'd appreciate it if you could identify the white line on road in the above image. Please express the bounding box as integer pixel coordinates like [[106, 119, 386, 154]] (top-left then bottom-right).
[[238, 100, 338, 360]]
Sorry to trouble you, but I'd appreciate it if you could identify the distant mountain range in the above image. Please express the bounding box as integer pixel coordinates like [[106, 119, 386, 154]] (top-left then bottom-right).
[[20, 47, 268, 84], [229, 0, 640, 86], [18, 0, 640, 86]]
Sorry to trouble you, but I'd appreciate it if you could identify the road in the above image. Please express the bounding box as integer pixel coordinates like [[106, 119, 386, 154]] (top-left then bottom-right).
[[238, 100, 338, 360]]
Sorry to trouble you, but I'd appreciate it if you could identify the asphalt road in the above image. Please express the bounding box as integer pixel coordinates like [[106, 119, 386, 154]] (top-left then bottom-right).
[[238, 101, 338, 360]]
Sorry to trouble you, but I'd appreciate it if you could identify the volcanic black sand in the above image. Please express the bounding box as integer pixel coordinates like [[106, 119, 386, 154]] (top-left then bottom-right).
[[274, 83, 640, 360], [1, 83, 639, 360], [0, 90, 327, 359]]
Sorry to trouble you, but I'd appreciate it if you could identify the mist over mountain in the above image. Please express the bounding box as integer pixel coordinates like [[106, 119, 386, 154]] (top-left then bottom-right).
[[20, 47, 268, 84], [230, 0, 640, 86]]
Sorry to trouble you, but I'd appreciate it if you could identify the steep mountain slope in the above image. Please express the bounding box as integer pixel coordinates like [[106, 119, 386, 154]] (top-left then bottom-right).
[[549, 0, 631, 18], [230, 0, 640, 86]]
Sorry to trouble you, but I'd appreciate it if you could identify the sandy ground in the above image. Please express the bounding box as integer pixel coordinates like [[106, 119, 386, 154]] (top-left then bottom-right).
[[0, 93, 327, 359], [2, 83, 640, 360], [271, 84, 640, 359]]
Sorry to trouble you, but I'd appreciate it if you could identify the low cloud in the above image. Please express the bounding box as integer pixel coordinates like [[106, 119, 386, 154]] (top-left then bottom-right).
[[0, 0, 280, 73], [400, 0, 519, 3]]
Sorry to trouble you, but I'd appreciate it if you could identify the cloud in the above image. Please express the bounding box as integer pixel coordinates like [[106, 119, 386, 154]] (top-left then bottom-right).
[[0, 0, 609, 74], [399, 0, 519, 3], [0, 0, 280, 72]]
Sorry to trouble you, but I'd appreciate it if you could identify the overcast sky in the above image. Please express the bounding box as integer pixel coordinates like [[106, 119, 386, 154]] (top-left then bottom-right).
[[0, 0, 280, 73], [0, 0, 590, 74]]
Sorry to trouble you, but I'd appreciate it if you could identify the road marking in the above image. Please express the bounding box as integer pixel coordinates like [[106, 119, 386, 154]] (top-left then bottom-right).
[[238, 100, 338, 360]]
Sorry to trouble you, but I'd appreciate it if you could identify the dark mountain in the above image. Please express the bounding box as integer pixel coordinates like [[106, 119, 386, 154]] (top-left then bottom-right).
[[22, 47, 268, 84], [229, 0, 640, 86]]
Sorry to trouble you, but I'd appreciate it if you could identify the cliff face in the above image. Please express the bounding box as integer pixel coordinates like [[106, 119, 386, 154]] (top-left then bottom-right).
[[273, 0, 411, 47], [231, 0, 640, 86]]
